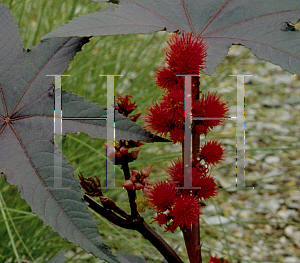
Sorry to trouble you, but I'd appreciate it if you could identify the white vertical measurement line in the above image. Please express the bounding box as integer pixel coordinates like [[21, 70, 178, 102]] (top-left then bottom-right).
[[183, 75, 192, 190], [47, 75, 70, 189], [229, 74, 252, 188], [99, 75, 123, 189], [244, 85, 246, 187], [176, 75, 201, 190]]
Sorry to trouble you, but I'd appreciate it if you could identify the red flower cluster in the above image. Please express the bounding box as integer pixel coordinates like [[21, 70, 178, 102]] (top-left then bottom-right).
[[144, 180, 202, 232], [143, 31, 227, 233], [166, 157, 219, 201], [193, 92, 229, 135], [145, 180, 178, 212], [169, 195, 201, 229], [143, 32, 228, 143], [143, 86, 185, 143], [199, 139, 225, 166], [156, 32, 208, 90], [144, 152, 222, 232]]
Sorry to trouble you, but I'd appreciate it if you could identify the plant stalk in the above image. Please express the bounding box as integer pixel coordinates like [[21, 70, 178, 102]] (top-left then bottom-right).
[[182, 226, 197, 263], [84, 195, 184, 263], [121, 162, 138, 218], [137, 220, 184, 263], [192, 130, 201, 262], [192, 76, 202, 263]]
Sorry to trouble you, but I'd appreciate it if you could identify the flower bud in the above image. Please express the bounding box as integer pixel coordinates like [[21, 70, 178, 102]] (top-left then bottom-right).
[[131, 169, 139, 178], [115, 141, 121, 150], [130, 169, 139, 182], [119, 146, 129, 155], [130, 112, 142, 122], [135, 182, 144, 190], [130, 148, 141, 160], [130, 175, 137, 183], [122, 180, 133, 190], [141, 165, 153, 177], [142, 178, 150, 186]]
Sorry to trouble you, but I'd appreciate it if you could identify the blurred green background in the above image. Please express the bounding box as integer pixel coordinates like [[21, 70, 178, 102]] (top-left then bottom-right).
[[1, 1, 299, 263]]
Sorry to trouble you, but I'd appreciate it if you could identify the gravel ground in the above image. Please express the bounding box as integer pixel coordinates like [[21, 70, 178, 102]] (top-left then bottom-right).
[[196, 45, 300, 263]]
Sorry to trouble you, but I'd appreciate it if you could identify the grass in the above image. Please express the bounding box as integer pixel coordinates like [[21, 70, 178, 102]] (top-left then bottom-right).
[[1, 0, 299, 263]]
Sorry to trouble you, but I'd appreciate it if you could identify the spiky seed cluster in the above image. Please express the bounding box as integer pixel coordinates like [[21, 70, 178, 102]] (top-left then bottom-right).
[[144, 148, 221, 232], [166, 157, 219, 201], [169, 196, 201, 228], [163, 32, 207, 75], [142, 31, 228, 232], [143, 32, 228, 143], [199, 139, 225, 166], [145, 180, 178, 212], [145, 183, 203, 232]]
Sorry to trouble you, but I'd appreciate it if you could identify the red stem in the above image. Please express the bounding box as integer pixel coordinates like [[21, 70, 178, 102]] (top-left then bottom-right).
[[182, 226, 197, 263], [121, 159, 183, 262], [192, 76, 202, 263], [192, 131, 202, 263]]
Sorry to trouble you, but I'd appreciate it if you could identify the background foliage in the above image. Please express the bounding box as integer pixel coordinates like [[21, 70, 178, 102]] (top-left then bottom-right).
[[1, 0, 299, 263]]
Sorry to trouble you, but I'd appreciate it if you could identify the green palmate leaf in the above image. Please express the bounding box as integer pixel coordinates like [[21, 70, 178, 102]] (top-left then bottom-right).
[[0, 2, 159, 262], [42, 0, 300, 76]]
